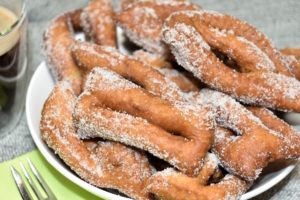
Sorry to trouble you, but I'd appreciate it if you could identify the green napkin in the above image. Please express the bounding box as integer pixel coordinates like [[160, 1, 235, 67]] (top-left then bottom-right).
[[0, 150, 105, 200]]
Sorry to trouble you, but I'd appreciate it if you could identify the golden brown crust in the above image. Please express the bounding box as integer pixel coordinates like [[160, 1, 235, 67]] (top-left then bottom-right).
[[43, 11, 83, 95], [162, 10, 300, 112], [147, 163, 247, 200], [189, 89, 300, 180], [74, 67, 214, 175], [72, 40, 300, 181], [133, 49, 173, 69], [71, 40, 192, 101], [40, 82, 153, 200], [248, 107, 300, 152], [133, 50, 201, 92], [115, 0, 201, 56], [213, 122, 300, 181], [81, 0, 117, 47]]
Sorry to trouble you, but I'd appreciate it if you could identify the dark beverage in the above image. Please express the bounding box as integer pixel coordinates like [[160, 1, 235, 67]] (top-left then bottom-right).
[[0, 4, 27, 132]]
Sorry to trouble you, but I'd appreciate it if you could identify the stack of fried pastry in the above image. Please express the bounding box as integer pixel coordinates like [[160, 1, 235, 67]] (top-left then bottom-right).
[[41, 0, 300, 199]]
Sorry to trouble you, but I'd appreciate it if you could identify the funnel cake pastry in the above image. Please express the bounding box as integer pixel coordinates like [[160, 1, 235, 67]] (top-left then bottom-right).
[[115, 0, 201, 57], [40, 82, 153, 199], [147, 153, 248, 200], [162, 10, 300, 112], [81, 0, 117, 47]]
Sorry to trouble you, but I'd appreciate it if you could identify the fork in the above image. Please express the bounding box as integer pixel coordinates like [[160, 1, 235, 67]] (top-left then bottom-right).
[[10, 157, 57, 200]]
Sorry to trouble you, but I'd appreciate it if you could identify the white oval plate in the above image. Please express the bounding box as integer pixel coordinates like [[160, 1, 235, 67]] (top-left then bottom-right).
[[26, 61, 299, 200]]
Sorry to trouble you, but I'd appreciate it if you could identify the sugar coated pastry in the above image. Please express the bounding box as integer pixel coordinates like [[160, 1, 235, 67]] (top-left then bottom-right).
[[147, 154, 248, 200], [81, 0, 117, 47], [133, 49, 173, 69], [115, 0, 201, 57], [133, 49, 202, 91], [162, 10, 300, 112], [43, 10, 83, 95], [40, 82, 153, 199], [41, 0, 300, 199], [73, 67, 214, 175]]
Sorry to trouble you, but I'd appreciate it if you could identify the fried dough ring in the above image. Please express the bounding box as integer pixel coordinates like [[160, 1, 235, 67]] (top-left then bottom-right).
[[40, 82, 153, 199], [81, 0, 117, 47], [162, 10, 300, 112], [147, 154, 247, 200], [74, 67, 214, 175], [43, 10, 83, 95], [115, 0, 201, 57]]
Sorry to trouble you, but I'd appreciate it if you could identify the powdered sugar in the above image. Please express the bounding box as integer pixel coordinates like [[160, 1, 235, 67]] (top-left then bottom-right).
[[86, 67, 139, 91], [163, 10, 300, 112]]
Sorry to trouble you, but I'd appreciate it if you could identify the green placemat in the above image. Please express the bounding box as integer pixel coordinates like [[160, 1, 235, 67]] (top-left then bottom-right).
[[0, 150, 105, 200]]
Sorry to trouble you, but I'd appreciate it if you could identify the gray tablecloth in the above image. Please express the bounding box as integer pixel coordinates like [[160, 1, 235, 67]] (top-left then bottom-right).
[[0, 0, 299, 199]]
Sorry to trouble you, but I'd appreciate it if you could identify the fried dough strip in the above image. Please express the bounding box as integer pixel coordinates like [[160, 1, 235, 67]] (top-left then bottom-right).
[[148, 172, 246, 200], [133, 50, 201, 91], [40, 82, 153, 199], [72, 40, 300, 180], [162, 10, 300, 112], [81, 0, 117, 47], [132, 54, 300, 180], [71, 40, 189, 101], [147, 154, 247, 200], [74, 67, 214, 175], [172, 11, 292, 75], [133, 50, 173, 69], [248, 107, 300, 150], [43, 10, 83, 95], [213, 122, 300, 181], [191, 89, 300, 180], [115, 0, 201, 56]]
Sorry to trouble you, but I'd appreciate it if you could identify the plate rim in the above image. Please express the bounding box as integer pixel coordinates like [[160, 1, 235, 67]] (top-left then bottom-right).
[[26, 61, 299, 200]]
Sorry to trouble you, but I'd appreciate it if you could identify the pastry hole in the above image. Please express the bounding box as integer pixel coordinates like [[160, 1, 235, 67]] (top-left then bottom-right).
[[212, 49, 241, 72]]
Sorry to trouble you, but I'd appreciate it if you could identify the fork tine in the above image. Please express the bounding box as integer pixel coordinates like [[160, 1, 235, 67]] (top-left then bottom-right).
[[10, 166, 33, 200], [20, 162, 44, 200], [26, 158, 57, 200]]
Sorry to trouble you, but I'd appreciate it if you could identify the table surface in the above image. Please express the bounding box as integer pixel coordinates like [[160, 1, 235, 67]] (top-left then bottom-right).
[[0, 0, 299, 199]]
